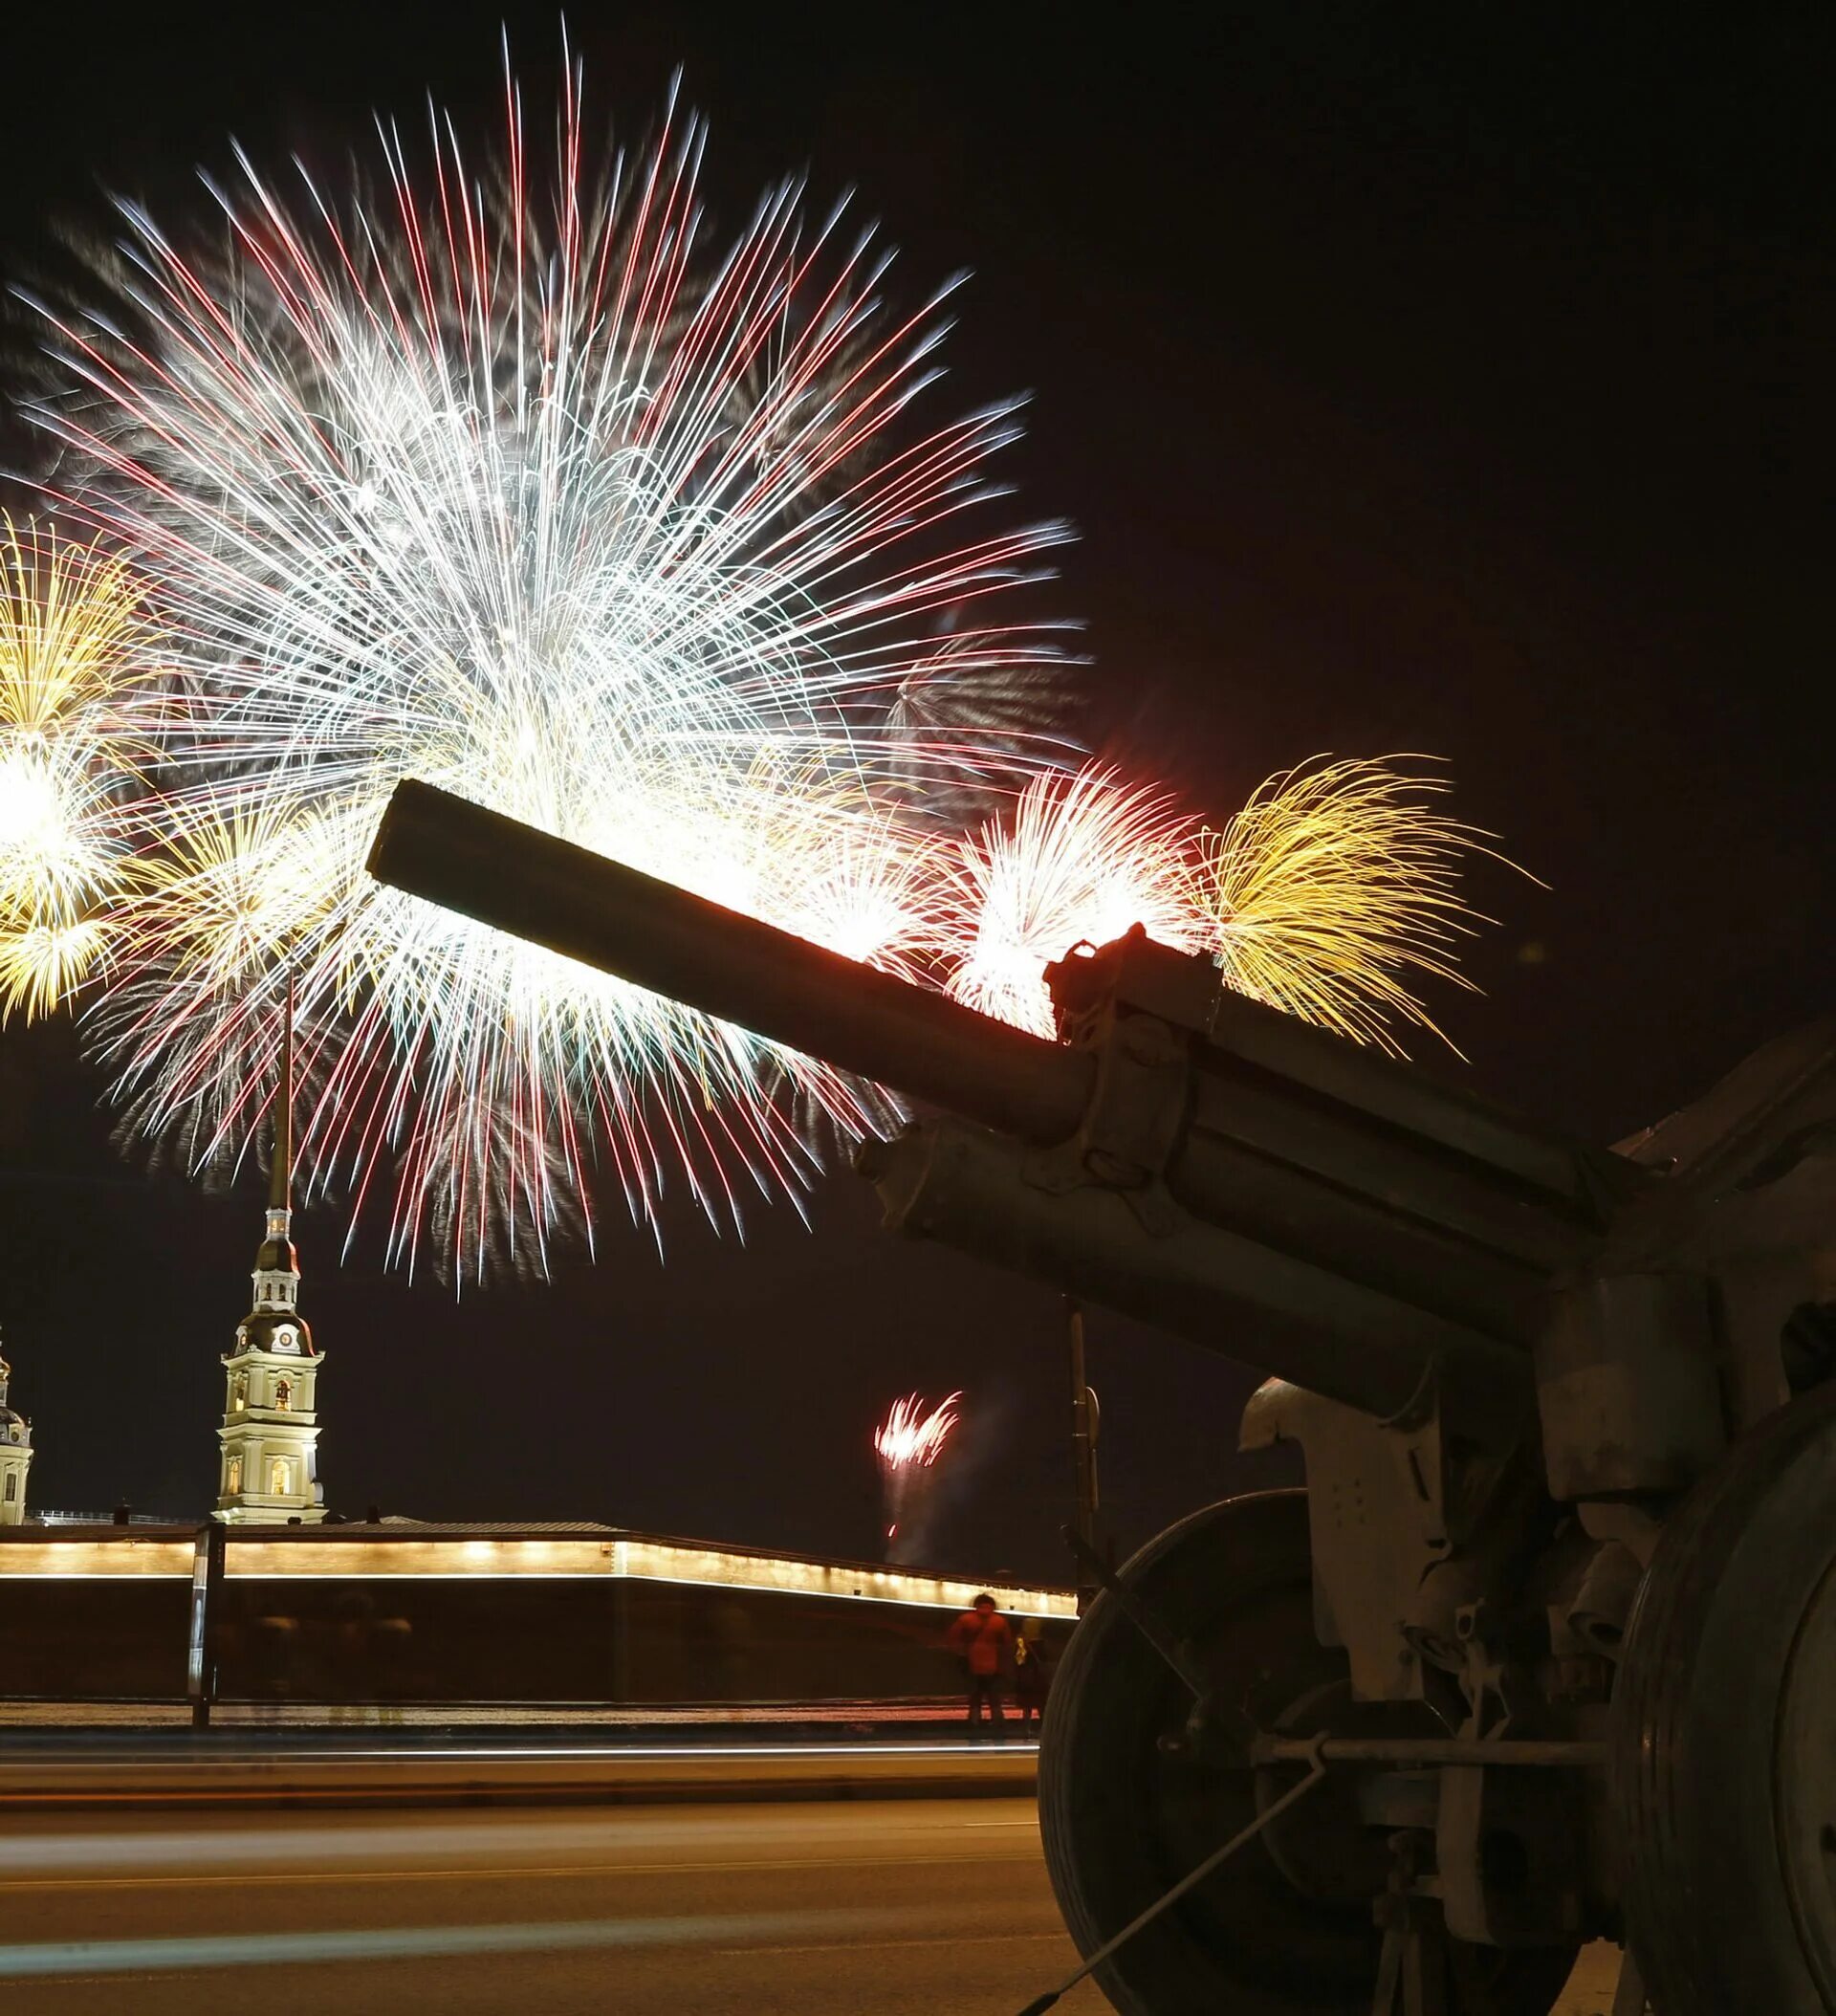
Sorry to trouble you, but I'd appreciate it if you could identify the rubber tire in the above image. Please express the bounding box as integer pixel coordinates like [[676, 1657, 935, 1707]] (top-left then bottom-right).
[[1038, 1490, 1577, 2016], [1613, 1381, 1836, 2015]]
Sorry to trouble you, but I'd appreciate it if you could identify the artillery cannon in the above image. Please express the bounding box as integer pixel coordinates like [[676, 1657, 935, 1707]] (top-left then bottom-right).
[[370, 778, 1836, 2015]]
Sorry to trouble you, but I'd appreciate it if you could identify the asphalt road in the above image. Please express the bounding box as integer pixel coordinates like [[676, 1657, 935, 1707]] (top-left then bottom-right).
[[0, 1797, 1103, 2016], [0, 1796, 1628, 2015]]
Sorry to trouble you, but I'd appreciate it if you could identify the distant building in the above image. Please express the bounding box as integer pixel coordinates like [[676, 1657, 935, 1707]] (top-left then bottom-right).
[[0, 1519, 1077, 1706], [0, 1340, 32, 1525], [216, 985, 325, 1523]]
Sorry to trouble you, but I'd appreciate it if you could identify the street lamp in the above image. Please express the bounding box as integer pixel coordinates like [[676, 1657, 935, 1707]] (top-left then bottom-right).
[[1065, 1295, 1102, 1611]]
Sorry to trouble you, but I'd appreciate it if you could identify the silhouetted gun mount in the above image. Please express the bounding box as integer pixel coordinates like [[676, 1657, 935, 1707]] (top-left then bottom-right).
[[371, 777, 1836, 2016]]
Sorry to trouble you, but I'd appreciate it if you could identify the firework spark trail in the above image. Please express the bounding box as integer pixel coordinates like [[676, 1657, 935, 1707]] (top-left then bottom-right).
[[19, 57, 1077, 1278], [0, 519, 168, 1022], [873, 1391, 962, 1548]]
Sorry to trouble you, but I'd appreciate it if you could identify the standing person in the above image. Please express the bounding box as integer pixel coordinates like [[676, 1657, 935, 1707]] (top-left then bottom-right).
[[947, 1592, 1014, 1735], [1014, 1617, 1053, 1731]]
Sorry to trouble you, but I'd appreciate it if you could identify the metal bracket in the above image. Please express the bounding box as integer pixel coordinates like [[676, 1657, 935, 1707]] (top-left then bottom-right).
[[1452, 1600, 1532, 1742], [1020, 1013, 1191, 1237]]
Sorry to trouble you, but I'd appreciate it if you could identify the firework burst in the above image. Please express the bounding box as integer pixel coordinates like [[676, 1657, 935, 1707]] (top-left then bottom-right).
[[1203, 756, 1505, 1055], [0, 519, 164, 1021], [873, 1389, 963, 1470], [937, 766, 1210, 1038], [873, 1390, 963, 1552], [923, 755, 1511, 1055], [22, 58, 1074, 1276]]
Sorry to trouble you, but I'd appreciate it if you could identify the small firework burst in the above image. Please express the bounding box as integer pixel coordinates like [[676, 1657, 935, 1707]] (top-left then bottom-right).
[[1202, 756, 1507, 1056], [936, 766, 1209, 1038], [874, 1389, 963, 1470], [873, 1390, 963, 1555]]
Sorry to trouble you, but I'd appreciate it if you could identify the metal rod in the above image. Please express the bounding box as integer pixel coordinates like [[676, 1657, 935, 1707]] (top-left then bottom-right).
[[1250, 1735, 1606, 1769], [1015, 1740, 1330, 2014], [1065, 1297, 1099, 1612], [186, 1521, 225, 1730]]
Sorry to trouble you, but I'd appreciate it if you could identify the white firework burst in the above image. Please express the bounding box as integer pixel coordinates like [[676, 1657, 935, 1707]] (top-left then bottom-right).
[[20, 56, 1075, 1279]]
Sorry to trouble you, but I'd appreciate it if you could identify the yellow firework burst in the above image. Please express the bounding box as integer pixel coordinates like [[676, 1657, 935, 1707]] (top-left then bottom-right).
[[0, 519, 163, 1021], [121, 798, 349, 997], [1203, 756, 1514, 1056]]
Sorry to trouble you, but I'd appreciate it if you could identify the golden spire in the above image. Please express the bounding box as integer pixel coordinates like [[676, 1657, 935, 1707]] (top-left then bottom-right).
[[267, 973, 293, 1219]]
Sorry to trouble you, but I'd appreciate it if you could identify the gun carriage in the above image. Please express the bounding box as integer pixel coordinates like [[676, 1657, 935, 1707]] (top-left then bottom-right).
[[371, 778, 1836, 2016]]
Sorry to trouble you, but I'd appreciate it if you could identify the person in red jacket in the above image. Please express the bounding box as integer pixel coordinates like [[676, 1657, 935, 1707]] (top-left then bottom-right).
[[946, 1593, 1014, 1734]]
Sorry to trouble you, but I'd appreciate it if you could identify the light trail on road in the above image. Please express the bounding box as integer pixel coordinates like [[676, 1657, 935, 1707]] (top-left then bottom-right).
[[0, 1736, 1039, 1813], [0, 1908, 1049, 1980], [0, 1793, 1629, 2014], [0, 1797, 1099, 2015]]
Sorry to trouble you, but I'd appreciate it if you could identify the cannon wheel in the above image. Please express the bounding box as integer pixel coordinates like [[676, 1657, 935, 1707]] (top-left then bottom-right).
[[1038, 1490, 1577, 2015], [1613, 1381, 1836, 2015]]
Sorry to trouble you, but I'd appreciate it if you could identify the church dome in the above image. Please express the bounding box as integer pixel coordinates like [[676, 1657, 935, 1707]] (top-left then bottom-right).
[[256, 1233, 299, 1273], [236, 1310, 316, 1357], [0, 1406, 25, 1440]]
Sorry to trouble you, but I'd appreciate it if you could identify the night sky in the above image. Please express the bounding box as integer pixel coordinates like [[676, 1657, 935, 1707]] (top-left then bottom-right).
[[1, 11, 1829, 1583]]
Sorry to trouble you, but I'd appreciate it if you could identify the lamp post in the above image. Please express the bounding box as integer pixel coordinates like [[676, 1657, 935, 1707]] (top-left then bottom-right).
[[1066, 1295, 1101, 1611], [186, 1519, 225, 1727]]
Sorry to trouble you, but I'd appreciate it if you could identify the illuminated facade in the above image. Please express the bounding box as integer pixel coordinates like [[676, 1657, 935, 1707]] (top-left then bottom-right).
[[216, 989, 325, 1523], [0, 1520, 1077, 1704], [0, 1342, 32, 1525]]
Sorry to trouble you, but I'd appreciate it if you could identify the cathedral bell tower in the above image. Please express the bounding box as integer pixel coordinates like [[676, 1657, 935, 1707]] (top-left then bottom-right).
[[0, 1336, 33, 1526], [216, 979, 325, 1523]]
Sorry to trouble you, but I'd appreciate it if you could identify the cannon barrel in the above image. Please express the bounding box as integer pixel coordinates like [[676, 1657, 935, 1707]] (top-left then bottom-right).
[[369, 780, 1638, 1442], [367, 779, 1091, 1144]]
